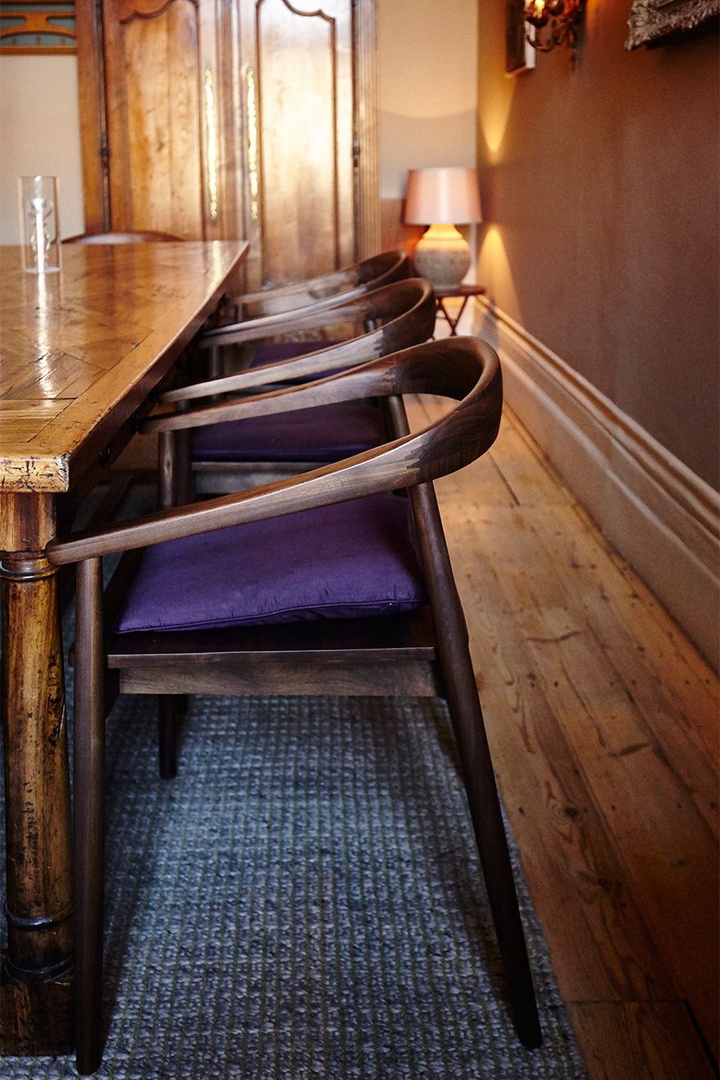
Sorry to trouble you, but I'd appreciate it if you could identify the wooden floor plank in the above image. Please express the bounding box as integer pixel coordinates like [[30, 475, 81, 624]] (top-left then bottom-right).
[[445, 511, 677, 1005], [567, 1001, 717, 1080]]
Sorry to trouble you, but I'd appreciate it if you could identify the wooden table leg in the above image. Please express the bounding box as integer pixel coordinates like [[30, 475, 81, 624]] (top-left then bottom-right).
[[0, 494, 73, 1055]]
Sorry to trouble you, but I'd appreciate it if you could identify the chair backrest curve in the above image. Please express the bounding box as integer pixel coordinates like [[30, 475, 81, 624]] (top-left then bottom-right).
[[238, 249, 410, 315], [64, 230, 183, 243], [160, 278, 436, 406], [206, 251, 412, 341], [48, 337, 501, 567]]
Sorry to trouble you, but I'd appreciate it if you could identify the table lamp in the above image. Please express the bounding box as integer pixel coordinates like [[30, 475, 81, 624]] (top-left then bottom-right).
[[404, 167, 482, 288]]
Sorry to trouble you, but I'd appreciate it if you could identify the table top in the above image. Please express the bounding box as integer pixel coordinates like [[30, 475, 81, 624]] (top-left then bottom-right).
[[0, 241, 248, 494]]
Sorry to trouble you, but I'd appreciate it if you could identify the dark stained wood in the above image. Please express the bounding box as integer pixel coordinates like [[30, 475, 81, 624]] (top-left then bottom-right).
[[72, 557, 105, 1074], [50, 339, 503, 562], [160, 274, 436, 497], [49, 337, 542, 1072], [155, 274, 432, 414], [220, 247, 410, 323], [110, 608, 441, 698]]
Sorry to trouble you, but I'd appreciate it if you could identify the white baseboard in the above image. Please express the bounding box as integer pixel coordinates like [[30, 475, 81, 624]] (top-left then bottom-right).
[[472, 301, 720, 673]]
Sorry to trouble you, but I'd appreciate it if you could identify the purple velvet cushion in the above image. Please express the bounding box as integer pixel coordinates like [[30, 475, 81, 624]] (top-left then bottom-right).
[[191, 402, 385, 462], [250, 341, 331, 368], [113, 494, 426, 633]]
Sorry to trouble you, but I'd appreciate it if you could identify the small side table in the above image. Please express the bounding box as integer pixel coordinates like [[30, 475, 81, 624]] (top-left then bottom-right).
[[434, 283, 487, 336]]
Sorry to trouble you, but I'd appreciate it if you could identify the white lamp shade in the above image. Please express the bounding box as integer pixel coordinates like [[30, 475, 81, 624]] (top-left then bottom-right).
[[404, 167, 482, 226]]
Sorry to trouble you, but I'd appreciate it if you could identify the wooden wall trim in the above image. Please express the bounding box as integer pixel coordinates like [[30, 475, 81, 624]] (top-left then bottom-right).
[[474, 301, 720, 673]]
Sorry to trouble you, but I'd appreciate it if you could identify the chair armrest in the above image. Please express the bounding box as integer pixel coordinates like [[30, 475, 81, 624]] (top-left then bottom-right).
[[48, 338, 501, 566], [201, 288, 370, 347], [156, 334, 384, 408], [160, 279, 436, 406]]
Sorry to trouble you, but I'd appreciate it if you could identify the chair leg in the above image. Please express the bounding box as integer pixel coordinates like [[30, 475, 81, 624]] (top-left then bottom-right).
[[410, 481, 543, 1048], [158, 695, 183, 779], [74, 558, 106, 1074], [444, 648, 543, 1048]]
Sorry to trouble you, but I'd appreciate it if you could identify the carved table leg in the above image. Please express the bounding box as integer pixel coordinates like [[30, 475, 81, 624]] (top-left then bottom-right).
[[0, 494, 73, 1055]]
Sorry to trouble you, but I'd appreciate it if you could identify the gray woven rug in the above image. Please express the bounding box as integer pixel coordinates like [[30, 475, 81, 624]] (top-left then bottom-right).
[[1, 688, 587, 1079]]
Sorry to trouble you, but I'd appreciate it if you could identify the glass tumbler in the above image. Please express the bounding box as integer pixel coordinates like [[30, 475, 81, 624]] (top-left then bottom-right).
[[19, 175, 62, 273]]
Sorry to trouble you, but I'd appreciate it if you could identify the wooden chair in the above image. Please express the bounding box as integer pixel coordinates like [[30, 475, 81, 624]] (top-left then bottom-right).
[[224, 247, 410, 322], [63, 230, 183, 243], [49, 337, 542, 1073], [146, 278, 437, 497]]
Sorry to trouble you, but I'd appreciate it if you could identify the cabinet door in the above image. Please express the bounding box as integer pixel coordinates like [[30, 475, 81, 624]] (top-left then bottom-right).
[[76, 0, 378, 276], [77, 0, 240, 240], [239, 0, 363, 286]]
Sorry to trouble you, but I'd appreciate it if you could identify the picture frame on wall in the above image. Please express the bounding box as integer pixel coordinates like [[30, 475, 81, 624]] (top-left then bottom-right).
[[506, 0, 536, 73], [626, 0, 720, 49]]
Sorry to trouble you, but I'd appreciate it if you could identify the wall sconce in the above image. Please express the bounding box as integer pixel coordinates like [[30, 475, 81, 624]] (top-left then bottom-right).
[[524, 0, 584, 52], [404, 167, 482, 288]]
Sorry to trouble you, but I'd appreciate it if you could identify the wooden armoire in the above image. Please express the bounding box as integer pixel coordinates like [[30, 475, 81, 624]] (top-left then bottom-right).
[[75, 0, 379, 289]]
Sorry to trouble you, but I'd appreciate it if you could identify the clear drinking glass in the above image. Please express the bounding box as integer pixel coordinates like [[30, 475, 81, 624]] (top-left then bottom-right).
[[19, 175, 62, 273]]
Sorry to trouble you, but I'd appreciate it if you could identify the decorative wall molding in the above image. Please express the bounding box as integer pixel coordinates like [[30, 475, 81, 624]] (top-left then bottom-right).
[[0, 1, 76, 54], [473, 300, 720, 672]]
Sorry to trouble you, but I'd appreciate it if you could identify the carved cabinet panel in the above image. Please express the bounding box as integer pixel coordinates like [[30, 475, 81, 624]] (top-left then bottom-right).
[[75, 0, 378, 287]]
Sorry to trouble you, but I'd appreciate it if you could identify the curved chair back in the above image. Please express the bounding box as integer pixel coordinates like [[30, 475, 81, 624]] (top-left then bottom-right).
[[53, 337, 500, 565], [64, 230, 183, 243], [233, 248, 410, 320], [149, 277, 437, 497], [166, 277, 436, 402]]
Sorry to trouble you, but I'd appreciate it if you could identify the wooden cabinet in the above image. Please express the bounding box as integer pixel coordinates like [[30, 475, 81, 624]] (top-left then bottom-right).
[[76, 0, 379, 288]]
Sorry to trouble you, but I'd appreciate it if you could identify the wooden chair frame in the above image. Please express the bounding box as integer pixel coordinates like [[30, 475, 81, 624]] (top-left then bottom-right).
[[148, 278, 437, 500], [224, 247, 410, 321], [49, 338, 542, 1073], [63, 231, 183, 243]]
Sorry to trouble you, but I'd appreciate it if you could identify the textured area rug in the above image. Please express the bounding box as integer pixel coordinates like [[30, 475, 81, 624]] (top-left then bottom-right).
[[1, 691, 586, 1079]]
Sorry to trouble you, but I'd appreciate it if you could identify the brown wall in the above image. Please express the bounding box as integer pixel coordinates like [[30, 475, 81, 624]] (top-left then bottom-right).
[[476, 0, 719, 488]]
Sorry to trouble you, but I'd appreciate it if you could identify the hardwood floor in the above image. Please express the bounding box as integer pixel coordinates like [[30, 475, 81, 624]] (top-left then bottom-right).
[[407, 392, 719, 1080]]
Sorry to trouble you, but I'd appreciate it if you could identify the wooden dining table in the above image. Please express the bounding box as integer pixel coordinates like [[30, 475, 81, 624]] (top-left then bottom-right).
[[0, 239, 248, 1055]]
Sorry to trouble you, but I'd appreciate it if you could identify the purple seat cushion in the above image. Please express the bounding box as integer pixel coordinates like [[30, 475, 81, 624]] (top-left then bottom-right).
[[250, 341, 331, 368], [191, 401, 386, 462], [113, 493, 426, 634]]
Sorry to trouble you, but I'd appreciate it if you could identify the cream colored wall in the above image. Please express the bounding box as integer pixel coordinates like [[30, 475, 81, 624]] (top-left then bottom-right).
[[377, 0, 479, 258], [476, 0, 719, 488], [0, 55, 85, 243], [377, 0, 478, 198]]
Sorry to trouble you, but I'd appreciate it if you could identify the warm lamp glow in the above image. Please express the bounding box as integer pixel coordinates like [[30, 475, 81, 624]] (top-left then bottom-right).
[[404, 167, 482, 288]]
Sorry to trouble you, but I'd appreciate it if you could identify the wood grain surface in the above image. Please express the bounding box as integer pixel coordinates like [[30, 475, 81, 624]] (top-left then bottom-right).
[[0, 241, 247, 496]]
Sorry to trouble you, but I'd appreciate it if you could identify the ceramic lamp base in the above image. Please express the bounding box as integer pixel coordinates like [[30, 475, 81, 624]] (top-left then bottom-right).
[[411, 224, 471, 288]]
